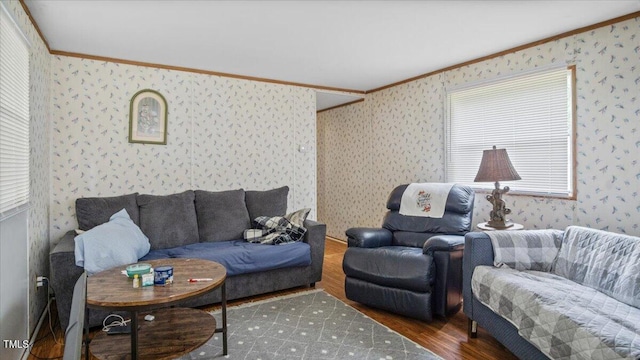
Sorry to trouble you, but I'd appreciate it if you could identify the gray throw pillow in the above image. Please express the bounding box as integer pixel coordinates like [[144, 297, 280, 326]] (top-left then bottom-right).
[[137, 190, 199, 250], [75, 193, 139, 231], [195, 189, 251, 242], [245, 186, 289, 220]]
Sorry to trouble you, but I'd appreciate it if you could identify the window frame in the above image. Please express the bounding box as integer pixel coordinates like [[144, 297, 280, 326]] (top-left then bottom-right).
[[444, 64, 577, 200]]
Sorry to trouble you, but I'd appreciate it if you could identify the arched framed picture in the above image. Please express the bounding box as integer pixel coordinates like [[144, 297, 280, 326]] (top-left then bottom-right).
[[129, 89, 168, 144]]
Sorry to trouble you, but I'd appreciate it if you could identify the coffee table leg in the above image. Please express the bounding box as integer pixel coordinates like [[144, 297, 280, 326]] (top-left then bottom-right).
[[131, 310, 139, 360], [222, 282, 227, 355]]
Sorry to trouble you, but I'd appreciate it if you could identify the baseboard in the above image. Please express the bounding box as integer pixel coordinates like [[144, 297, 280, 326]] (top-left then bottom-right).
[[326, 235, 346, 243]]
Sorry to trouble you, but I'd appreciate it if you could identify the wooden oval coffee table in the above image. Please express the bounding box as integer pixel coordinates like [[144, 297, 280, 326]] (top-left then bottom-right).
[[87, 258, 227, 360]]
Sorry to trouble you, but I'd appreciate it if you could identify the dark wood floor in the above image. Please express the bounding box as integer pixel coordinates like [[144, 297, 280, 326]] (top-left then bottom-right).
[[28, 237, 517, 360]]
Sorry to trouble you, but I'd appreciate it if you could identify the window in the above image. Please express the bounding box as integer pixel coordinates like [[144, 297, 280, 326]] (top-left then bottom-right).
[[446, 65, 575, 198], [0, 5, 30, 217]]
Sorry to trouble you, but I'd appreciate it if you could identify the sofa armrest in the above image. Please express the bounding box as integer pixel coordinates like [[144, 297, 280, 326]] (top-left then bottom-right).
[[345, 227, 392, 248], [303, 219, 326, 284], [303, 219, 325, 245], [50, 230, 85, 330], [462, 232, 494, 319], [423, 235, 465, 254]]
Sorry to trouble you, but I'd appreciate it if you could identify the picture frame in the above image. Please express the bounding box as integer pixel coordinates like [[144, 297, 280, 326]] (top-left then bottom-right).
[[129, 89, 168, 145]]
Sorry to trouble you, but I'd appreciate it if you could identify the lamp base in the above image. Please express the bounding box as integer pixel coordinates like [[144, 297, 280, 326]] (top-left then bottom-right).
[[484, 181, 517, 229], [477, 222, 524, 231], [486, 219, 514, 230]]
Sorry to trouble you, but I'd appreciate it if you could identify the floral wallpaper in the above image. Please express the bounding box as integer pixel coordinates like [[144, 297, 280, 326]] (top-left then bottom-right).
[[318, 101, 377, 237], [318, 16, 639, 239], [3, 0, 51, 335], [50, 57, 317, 242], [573, 21, 639, 234]]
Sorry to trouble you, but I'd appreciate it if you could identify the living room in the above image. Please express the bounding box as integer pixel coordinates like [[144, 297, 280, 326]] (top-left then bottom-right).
[[1, 1, 639, 359]]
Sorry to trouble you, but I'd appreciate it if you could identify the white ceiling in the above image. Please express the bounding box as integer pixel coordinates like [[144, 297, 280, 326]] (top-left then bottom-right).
[[24, 0, 639, 110]]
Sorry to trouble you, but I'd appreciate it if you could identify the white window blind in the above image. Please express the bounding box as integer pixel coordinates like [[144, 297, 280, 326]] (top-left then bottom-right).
[[0, 5, 30, 216], [446, 66, 574, 198]]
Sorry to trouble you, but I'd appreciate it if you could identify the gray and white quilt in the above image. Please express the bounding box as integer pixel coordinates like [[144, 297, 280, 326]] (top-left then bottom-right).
[[554, 226, 640, 308], [472, 266, 640, 359], [487, 229, 563, 271]]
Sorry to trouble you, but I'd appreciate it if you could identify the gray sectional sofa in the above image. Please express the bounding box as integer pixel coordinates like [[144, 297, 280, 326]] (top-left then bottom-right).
[[464, 226, 640, 360], [50, 186, 326, 330]]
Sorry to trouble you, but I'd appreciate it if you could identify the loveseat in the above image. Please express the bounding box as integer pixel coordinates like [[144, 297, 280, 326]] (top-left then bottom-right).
[[463, 226, 640, 360], [50, 186, 326, 330]]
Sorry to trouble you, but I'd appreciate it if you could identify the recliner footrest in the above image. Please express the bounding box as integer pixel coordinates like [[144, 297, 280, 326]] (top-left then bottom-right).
[[343, 246, 433, 293], [345, 277, 432, 321]]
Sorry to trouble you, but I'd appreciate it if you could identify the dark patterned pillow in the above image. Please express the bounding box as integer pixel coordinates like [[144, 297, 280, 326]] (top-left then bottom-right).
[[245, 210, 308, 245]]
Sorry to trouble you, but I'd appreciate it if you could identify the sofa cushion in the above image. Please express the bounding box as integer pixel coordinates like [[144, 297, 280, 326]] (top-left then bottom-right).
[[553, 226, 640, 308], [139, 240, 311, 276], [392, 231, 438, 248], [74, 209, 150, 274], [245, 186, 289, 220], [137, 191, 198, 250], [383, 211, 472, 235], [195, 189, 251, 242], [75, 193, 139, 231]]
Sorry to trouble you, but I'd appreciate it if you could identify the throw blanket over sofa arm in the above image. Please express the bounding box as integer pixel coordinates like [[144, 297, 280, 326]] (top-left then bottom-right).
[[424, 235, 466, 318], [346, 227, 393, 248]]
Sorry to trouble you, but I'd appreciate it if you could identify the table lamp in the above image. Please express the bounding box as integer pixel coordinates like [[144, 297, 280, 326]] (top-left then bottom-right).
[[474, 145, 521, 229]]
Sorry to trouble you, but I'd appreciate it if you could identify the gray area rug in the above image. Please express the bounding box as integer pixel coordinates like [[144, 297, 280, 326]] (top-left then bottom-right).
[[180, 289, 442, 360]]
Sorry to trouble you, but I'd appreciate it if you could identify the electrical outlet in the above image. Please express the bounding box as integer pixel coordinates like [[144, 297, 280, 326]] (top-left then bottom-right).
[[36, 275, 46, 290]]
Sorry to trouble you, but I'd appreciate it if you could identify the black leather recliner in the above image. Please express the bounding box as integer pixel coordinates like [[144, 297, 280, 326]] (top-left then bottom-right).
[[342, 184, 474, 321]]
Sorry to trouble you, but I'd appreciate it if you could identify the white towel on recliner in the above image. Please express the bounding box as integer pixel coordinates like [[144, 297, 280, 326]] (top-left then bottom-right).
[[399, 183, 454, 218]]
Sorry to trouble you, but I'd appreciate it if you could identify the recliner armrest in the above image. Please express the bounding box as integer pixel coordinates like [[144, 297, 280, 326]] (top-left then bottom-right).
[[345, 227, 392, 248], [423, 235, 465, 254]]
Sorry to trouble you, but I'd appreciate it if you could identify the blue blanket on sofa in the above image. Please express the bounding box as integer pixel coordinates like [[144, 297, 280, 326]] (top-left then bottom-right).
[[140, 240, 311, 276]]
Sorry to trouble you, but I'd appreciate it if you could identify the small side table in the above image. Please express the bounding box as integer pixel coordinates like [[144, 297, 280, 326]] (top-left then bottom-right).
[[477, 222, 524, 231]]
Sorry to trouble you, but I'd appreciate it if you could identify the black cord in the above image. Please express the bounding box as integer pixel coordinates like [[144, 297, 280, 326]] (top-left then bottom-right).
[[29, 283, 64, 360]]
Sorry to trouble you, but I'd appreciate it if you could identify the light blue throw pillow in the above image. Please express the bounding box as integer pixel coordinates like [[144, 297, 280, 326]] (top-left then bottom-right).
[[74, 209, 150, 275]]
